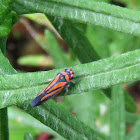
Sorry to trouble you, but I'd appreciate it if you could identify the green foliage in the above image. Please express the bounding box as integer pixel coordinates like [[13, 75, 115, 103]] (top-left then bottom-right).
[[47, 16, 100, 63], [13, 0, 140, 36], [126, 112, 140, 125], [0, 50, 140, 109], [44, 30, 74, 67], [0, 108, 9, 140], [110, 85, 125, 140], [18, 100, 107, 140], [0, 0, 15, 36], [61, 90, 110, 129], [8, 107, 65, 139], [126, 120, 140, 140], [1, 0, 140, 140], [18, 55, 53, 67], [124, 91, 137, 113], [24, 133, 33, 140]]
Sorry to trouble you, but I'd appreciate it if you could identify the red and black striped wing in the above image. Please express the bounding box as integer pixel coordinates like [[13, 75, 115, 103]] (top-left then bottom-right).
[[30, 73, 68, 107]]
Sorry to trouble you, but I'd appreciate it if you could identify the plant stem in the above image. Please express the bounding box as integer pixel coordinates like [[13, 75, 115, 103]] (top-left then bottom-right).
[[0, 108, 9, 140], [0, 37, 9, 140]]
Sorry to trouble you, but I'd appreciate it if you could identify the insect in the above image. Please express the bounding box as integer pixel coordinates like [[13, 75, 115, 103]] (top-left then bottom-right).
[[30, 69, 74, 107]]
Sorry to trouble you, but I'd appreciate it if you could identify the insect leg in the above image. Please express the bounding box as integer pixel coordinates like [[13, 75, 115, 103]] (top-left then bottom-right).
[[63, 83, 70, 97], [71, 77, 80, 84]]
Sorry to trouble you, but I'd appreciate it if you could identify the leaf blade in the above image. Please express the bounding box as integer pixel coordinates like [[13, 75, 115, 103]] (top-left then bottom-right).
[[47, 16, 100, 63], [0, 49, 140, 108], [13, 0, 140, 36], [110, 85, 125, 140], [18, 100, 107, 140], [126, 120, 140, 140], [0, 47, 107, 140], [24, 133, 33, 140], [44, 30, 73, 68]]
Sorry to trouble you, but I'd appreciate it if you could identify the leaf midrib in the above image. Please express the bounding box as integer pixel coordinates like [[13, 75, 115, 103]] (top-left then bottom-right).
[[21, 104, 92, 140], [0, 62, 139, 93], [81, 62, 140, 80], [15, 0, 140, 24]]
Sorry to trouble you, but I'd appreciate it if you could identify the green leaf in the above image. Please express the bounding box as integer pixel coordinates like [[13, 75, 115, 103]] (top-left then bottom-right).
[[0, 61, 8, 140], [0, 0, 13, 36], [23, 13, 60, 38], [86, 25, 111, 58], [61, 90, 110, 130], [18, 100, 107, 140], [126, 120, 140, 140], [44, 30, 73, 68], [23, 14, 52, 27], [124, 91, 137, 113], [0, 46, 16, 140], [0, 50, 16, 75], [11, 11, 18, 25], [47, 16, 137, 113], [125, 112, 140, 125], [0, 48, 106, 140], [47, 16, 100, 63], [108, 32, 140, 56], [0, 49, 140, 108], [8, 107, 65, 139], [0, 36, 8, 54], [110, 85, 125, 140], [13, 0, 140, 36], [62, 91, 97, 129], [17, 55, 53, 67], [20, 21, 74, 68], [24, 133, 33, 140], [0, 49, 16, 140]]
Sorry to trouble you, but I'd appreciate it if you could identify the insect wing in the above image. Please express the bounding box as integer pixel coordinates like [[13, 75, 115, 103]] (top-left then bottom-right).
[[30, 73, 67, 107], [30, 74, 60, 107]]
